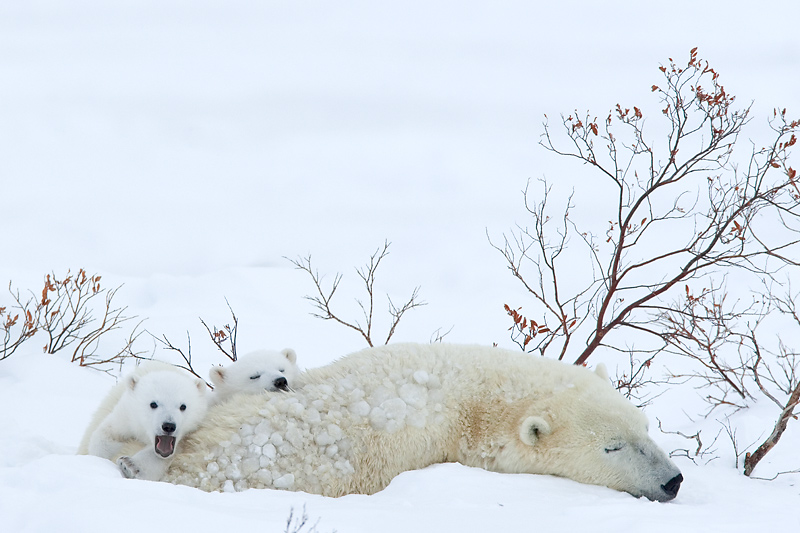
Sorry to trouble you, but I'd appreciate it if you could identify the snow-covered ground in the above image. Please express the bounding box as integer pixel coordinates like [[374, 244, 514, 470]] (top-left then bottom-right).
[[1, 1, 799, 531]]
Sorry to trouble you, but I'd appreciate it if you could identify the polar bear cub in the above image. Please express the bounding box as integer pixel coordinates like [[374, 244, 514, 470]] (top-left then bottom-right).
[[208, 348, 299, 405], [77, 360, 208, 481]]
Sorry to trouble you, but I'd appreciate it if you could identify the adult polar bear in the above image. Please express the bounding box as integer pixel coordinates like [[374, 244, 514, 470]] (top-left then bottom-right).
[[166, 343, 683, 501]]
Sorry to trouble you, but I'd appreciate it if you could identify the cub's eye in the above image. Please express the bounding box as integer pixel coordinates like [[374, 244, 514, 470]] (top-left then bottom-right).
[[150, 402, 158, 409], [250, 374, 261, 380], [180, 404, 187, 411], [278, 369, 285, 373], [604, 443, 625, 453]]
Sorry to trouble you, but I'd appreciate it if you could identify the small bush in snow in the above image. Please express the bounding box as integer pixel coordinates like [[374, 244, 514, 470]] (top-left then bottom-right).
[[1, 269, 142, 371], [284, 505, 335, 533], [288, 241, 425, 347]]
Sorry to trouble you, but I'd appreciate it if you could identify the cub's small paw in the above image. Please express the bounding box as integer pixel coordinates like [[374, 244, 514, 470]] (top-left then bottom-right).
[[117, 456, 141, 479]]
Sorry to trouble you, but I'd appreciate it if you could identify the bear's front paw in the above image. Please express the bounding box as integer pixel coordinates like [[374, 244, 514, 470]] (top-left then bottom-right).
[[117, 456, 141, 479]]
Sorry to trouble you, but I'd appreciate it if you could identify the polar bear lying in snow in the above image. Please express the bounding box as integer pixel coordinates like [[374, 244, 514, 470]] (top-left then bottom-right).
[[208, 349, 300, 405], [164, 343, 683, 501], [77, 361, 208, 481]]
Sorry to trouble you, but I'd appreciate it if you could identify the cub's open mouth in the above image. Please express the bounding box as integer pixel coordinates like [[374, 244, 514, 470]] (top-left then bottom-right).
[[155, 435, 176, 458]]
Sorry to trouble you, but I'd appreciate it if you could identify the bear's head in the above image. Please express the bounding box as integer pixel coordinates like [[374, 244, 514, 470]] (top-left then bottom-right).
[[504, 364, 682, 502], [210, 348, 300, 401], [127, 370, 208, 458]]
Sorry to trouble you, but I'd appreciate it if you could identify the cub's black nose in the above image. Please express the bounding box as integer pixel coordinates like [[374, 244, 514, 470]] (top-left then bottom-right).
[[661, 473, 683, 498], [162, 422, 176, 434], [274, 377, 289, 391]]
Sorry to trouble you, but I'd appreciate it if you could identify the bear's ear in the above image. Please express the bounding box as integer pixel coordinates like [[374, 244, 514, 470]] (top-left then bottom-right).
[[519, 416, 551, 447], [194, 378, 207, 394], [126, 374, 139, 391], [281, 348, 297, 365], [209, 366, 226, 386], [595, 363, 610, 382]]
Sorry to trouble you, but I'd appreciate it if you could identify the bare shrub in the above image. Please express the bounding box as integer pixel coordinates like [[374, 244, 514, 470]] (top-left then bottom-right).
[[1, 269, 141, 372], [430, 325, 454, 344], [141, 300, 243, 388], [493, 49, 800, 476], [199, 298, 238, 362], [288, 241, 425, 347], [284, 505, 335, 533], [141, 331, 211, 387], [492, 48, 800, 368], [742, 288, 800, 476], [657, 418, 721, 465], [1, 284, 38, 360], [653, 281, 800, 476]]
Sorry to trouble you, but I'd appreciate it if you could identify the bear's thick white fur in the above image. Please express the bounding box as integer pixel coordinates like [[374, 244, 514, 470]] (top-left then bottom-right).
[[209, 349, 300, 406], [77, 361, 208, 481], [166, 343, 682, 501]]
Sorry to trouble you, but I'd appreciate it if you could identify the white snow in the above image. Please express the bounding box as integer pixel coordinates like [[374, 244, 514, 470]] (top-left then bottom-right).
[[2, 0, 800, 531]]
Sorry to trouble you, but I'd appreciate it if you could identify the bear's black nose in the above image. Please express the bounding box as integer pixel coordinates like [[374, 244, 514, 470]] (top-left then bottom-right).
[[162, 422, 176, 434], [274, 377, 289, 391], [661, 473, 683, 498]]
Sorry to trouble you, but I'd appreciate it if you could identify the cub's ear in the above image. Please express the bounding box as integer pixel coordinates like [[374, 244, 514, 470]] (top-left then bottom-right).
[[126, 374, 139, 391], [595, 363, 610, 382], [209, 366, 226, 386], [281, 348, 297, 365], [194, 378, 207, 394], [519, 416, 552, 447]]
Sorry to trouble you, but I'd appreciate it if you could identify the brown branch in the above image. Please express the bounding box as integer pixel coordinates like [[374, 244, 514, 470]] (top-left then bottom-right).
[[1, 282, 39, 359], [385, 287, 425, 344], [743, 380, 800, 476], [199, 298, 238, 362], [288, 241, 424, 347], [145, 331, 210, 388], [657, 418, 721, 465]]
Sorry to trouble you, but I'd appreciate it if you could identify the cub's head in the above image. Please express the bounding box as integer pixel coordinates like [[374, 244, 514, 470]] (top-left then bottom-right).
[[127, 370, 208, 458], [210, 348, 299, 403], [509, 363, 682, 502]]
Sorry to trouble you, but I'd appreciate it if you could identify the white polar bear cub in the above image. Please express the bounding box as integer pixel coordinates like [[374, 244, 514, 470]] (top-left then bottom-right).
[[77, 361, 208, 481], [208, 348, 299, 405]]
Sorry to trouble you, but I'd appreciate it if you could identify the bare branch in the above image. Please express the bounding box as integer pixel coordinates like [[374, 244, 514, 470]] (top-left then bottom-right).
[[287, 254, 373, 346], [430, 325, 454, 344], [744, 379, 800, 476], [385, 287, 425, 344], [1, 282, 39, 359], [199, 298, 238, 362], [657, 418, 721, 465], [288, 242, 425, 347], [144, 331, 210, 388]]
